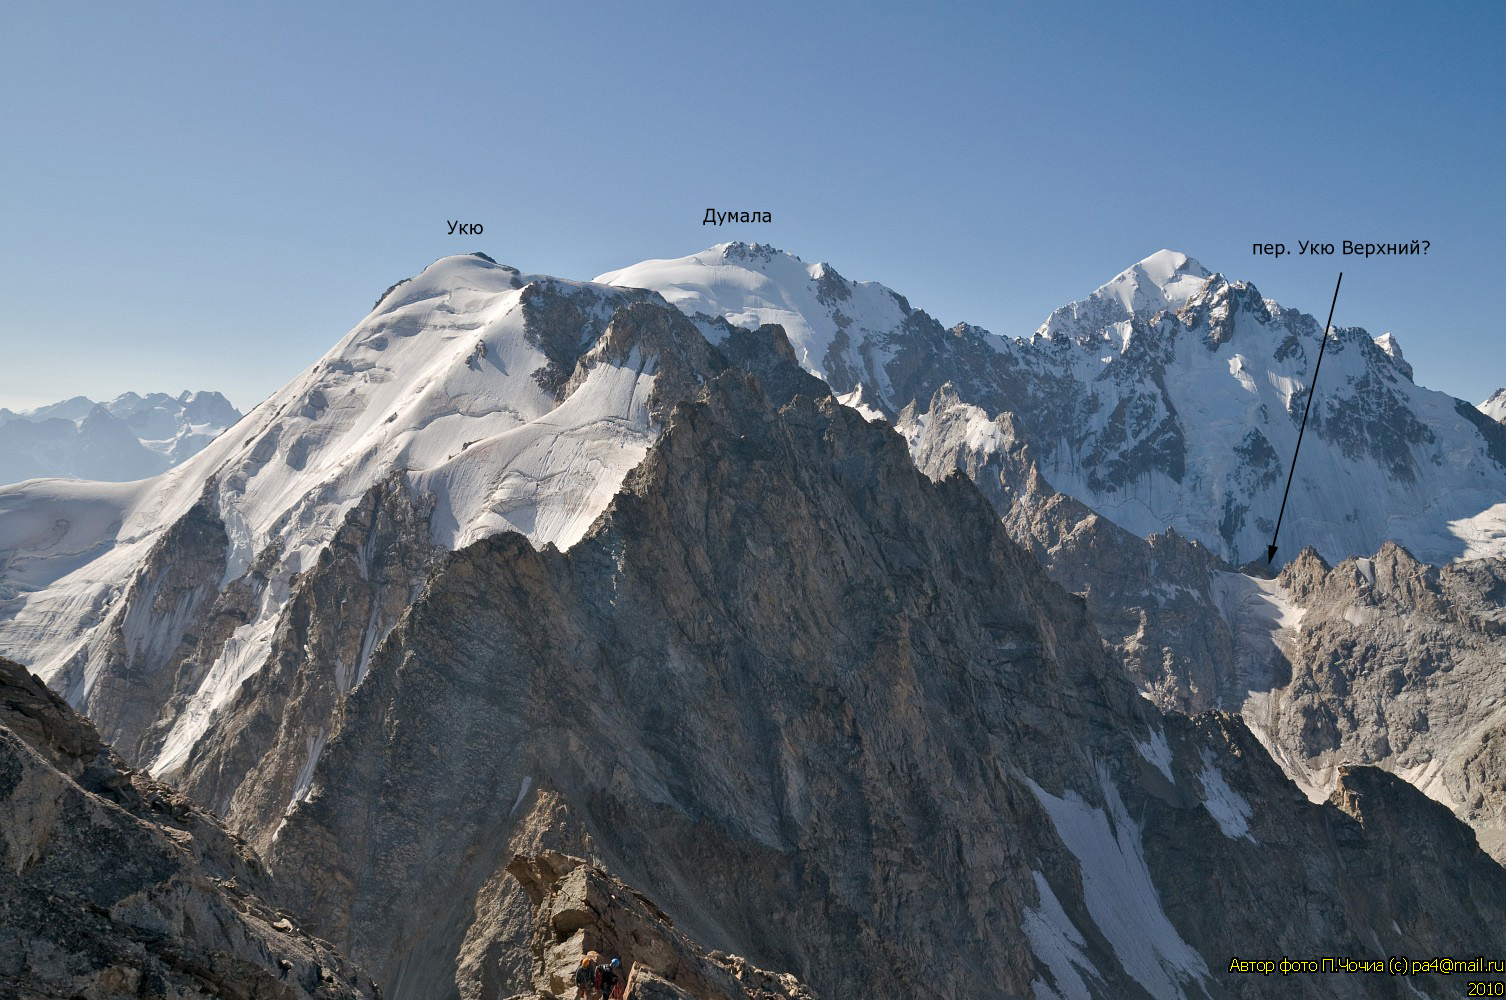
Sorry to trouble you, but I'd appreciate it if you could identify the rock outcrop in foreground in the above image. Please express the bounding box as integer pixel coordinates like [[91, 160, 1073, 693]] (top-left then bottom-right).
[[0, 656, 378, 1000], [504, 851, 815, 1000]]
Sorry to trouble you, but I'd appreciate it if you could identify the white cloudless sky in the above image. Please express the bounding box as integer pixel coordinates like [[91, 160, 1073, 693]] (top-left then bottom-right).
[[1, 0, 1501, 411]]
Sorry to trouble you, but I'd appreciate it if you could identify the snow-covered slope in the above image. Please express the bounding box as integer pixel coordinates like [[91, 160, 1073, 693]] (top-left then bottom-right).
[[1481, 388, 1506, 423], [1035, 249, 1212, 343], [603, 242, 1506, 566], [0, 391, 241, 485], [0, 254, 693, 773], [597, 241, 915, 414], [1015, 259, 1506, 565]]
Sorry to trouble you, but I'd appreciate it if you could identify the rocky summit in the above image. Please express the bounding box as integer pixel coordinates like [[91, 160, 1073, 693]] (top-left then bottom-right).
[[1, 247, 1504, 999]]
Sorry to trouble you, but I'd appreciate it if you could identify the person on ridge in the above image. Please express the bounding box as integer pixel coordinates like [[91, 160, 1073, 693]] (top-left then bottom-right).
[[574, 955, 594, 998], [597, 956, 622, 999]]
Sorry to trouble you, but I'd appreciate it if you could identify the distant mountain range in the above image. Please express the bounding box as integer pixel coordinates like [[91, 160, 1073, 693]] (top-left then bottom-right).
[[0, 390, 242, 485], [602, 244, 1506, 566]]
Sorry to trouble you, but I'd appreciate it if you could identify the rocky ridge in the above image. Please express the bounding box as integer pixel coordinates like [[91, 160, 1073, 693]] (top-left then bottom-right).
[[0, 655, 378, 999], [503, 850, 815, 1000], [601, 243, 1506, 864], [1229, 545, 1506, 862], [902, 383, 1240, 713]]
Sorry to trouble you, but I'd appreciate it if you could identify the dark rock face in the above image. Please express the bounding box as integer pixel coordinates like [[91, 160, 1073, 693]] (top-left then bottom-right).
[[1143, 715, 1506, 998], [0, 656, 379, 1000], [230, 364, 1506, 999], [176, 473, 441, 845], [54, 485, 232, 761], [594, 246, 1506, 874], [908, 386, 1506, 865]]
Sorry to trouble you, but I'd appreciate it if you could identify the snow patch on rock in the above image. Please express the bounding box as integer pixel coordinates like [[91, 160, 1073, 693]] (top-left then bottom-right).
[[1027, 767, 1211, 999], [1022, 872, 1100, 1000], [1135, 728, 1175, 784], [1197, 749, 1255, 841]]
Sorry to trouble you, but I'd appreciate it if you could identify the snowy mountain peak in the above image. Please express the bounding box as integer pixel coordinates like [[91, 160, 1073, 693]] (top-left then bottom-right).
[[1481, 388, 1506, 423], [1137, 248, 1208, 284], [1036, 250, 1213, 344], [602, 242, 813, 282], [1126, 249, 1212, 311], [596, 244, 913, 391], [1373, 331, 1404, 360], [0, 256, 711, 774], [366, 252, 522, 315], [718, 240, 794, 265]]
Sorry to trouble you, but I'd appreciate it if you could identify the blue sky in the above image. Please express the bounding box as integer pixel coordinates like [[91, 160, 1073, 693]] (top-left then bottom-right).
[[2, 1, 1501, 411]]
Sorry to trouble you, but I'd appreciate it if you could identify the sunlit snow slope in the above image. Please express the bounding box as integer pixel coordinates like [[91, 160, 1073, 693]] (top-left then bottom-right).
[[1482, 388, 1506, 423], [0, 254, 670, 772], [597, 241, 914, 415]]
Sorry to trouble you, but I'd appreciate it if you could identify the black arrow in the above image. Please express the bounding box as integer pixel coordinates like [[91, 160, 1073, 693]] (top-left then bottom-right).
[[1267, 272, 1344, 565]]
